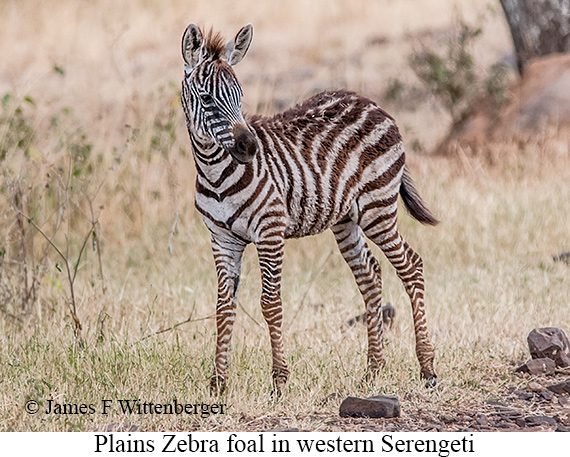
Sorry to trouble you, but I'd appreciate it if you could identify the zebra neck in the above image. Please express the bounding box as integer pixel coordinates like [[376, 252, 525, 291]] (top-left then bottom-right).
[[190, 133, 245, 192]]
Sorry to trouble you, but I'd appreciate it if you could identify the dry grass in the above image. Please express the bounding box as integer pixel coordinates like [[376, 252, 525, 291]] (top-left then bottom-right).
[[1, 0, 569, 432]]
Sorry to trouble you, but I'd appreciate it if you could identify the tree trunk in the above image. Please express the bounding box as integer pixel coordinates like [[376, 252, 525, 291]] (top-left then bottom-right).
[[500, 0, 570, 75]]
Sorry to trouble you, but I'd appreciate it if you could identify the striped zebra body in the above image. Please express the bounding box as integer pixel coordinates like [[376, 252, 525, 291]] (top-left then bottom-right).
[[181, 24, 438, 393]]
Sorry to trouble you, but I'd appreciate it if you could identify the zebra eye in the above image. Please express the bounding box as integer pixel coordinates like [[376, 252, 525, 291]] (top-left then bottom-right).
[[200, 93, 214, 106]]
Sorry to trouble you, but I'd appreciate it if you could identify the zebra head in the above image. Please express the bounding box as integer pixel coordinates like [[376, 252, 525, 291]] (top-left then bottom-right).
[[181, 23, 258, 164]]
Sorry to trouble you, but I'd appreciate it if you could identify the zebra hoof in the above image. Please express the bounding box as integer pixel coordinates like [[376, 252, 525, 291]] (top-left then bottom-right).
[[210, 375, 226, 396], [364, 359, 385, 381], [423, 376, 438, 389]]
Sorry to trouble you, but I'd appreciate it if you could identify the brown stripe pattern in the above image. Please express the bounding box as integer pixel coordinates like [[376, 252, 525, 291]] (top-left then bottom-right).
[[180, 24, 438, 394]]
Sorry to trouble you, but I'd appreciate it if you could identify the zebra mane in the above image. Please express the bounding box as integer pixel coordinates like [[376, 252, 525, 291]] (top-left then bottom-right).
[[202, 27, 226, 60]]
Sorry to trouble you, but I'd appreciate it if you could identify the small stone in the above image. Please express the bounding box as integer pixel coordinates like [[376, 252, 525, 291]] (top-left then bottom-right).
[[486, 397, 507, 406], [514, 389, 534, 401], [439, 413, 455, 423], [528, 327, 570, 368], [475, 414, 489, 427], [540, 389, 555, 402], [423, 424, 442, 432], [497, 422, 514, 429], [493, 407, 523, 419], [547, 379, 570, 395], [528, 381, 545, 392], [556, 424, 570, 432], [515, 418, 527, 428], [516, 358, 557, 376], [525, 415, 557, 427], [339, 395, 400, 418], [559, 396, 570, 407]]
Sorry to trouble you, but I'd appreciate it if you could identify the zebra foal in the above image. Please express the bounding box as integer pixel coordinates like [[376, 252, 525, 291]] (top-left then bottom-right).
[[180, 23, 438, 394]]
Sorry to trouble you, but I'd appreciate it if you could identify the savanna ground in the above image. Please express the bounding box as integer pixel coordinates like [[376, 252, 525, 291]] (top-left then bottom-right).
[[1, 0, 569, 432]]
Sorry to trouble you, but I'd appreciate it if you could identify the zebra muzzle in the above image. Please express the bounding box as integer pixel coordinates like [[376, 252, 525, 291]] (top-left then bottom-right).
[[229, 124, 258, 164]]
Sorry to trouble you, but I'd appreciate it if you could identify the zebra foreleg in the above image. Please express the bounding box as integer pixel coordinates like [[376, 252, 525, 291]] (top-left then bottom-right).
[[332, 219, 386, 379], [210, 238, 246, 395], [256, 238, 290, 393]]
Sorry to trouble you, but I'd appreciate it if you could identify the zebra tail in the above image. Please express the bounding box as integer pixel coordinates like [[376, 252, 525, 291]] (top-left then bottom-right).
[[399, 166, 439, 226]]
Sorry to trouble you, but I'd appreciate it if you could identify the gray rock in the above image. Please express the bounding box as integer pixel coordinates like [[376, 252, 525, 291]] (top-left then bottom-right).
[[528, 327, 570, 367], [547, 379, 570, 395], [540, 389, 555, 401], [514, 389, 534, 401], [515, 358, 556, 375], [439, 413, 456, 423], [475, 414, 489, 427], [339, 395, 400, 418], [556, 424, 570, 432], [515, 418, 527, 428], [525, 415, 557, 427]]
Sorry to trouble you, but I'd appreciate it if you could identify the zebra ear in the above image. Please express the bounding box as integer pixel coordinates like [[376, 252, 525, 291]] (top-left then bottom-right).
[[224, 24, 253, 66], [182, 23, 203, 70]]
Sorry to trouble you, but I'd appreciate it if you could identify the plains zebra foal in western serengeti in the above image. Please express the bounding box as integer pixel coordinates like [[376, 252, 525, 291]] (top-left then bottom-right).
[[181, 23, 439, 394]]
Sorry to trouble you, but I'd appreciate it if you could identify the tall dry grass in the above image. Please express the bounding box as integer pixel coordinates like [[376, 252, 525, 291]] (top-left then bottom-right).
[[1, 0, 569, 431]]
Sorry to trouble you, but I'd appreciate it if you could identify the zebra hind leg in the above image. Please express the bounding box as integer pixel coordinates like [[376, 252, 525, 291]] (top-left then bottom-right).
[[364, 222, 437, 382], [332, 219, 386, 379]]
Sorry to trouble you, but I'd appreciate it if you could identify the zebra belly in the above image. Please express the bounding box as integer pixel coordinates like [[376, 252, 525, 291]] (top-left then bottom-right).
[[283, 190, 357, 239]]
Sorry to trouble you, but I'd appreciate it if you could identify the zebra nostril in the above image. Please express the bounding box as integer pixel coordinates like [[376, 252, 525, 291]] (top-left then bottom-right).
[[231, 124, 258, 163], [237, 139, 247, 153]]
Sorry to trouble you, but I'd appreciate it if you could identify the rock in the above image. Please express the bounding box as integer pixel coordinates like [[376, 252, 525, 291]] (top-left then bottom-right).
[[496, 422, 512, 429], [339, 395, 400, 418], [514, 389, 534, 401], [525, 415, 557, 427], [516, 358, 557, 375], [540, 389, 555, 402], [492, 407, 523, 419], [439, 413, 455, 424], [547, 379, 570, 395], [528, 327, 570, 367], [423, 424, 442, 432], [559, 396, 570, 407], [528, 381, 545, 392], [475, 414, 489, 427], [556, 424, 570, 432], [553, 251, 570, 265], [486, 398, 507, 406], [515, 418, 527, 428]]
